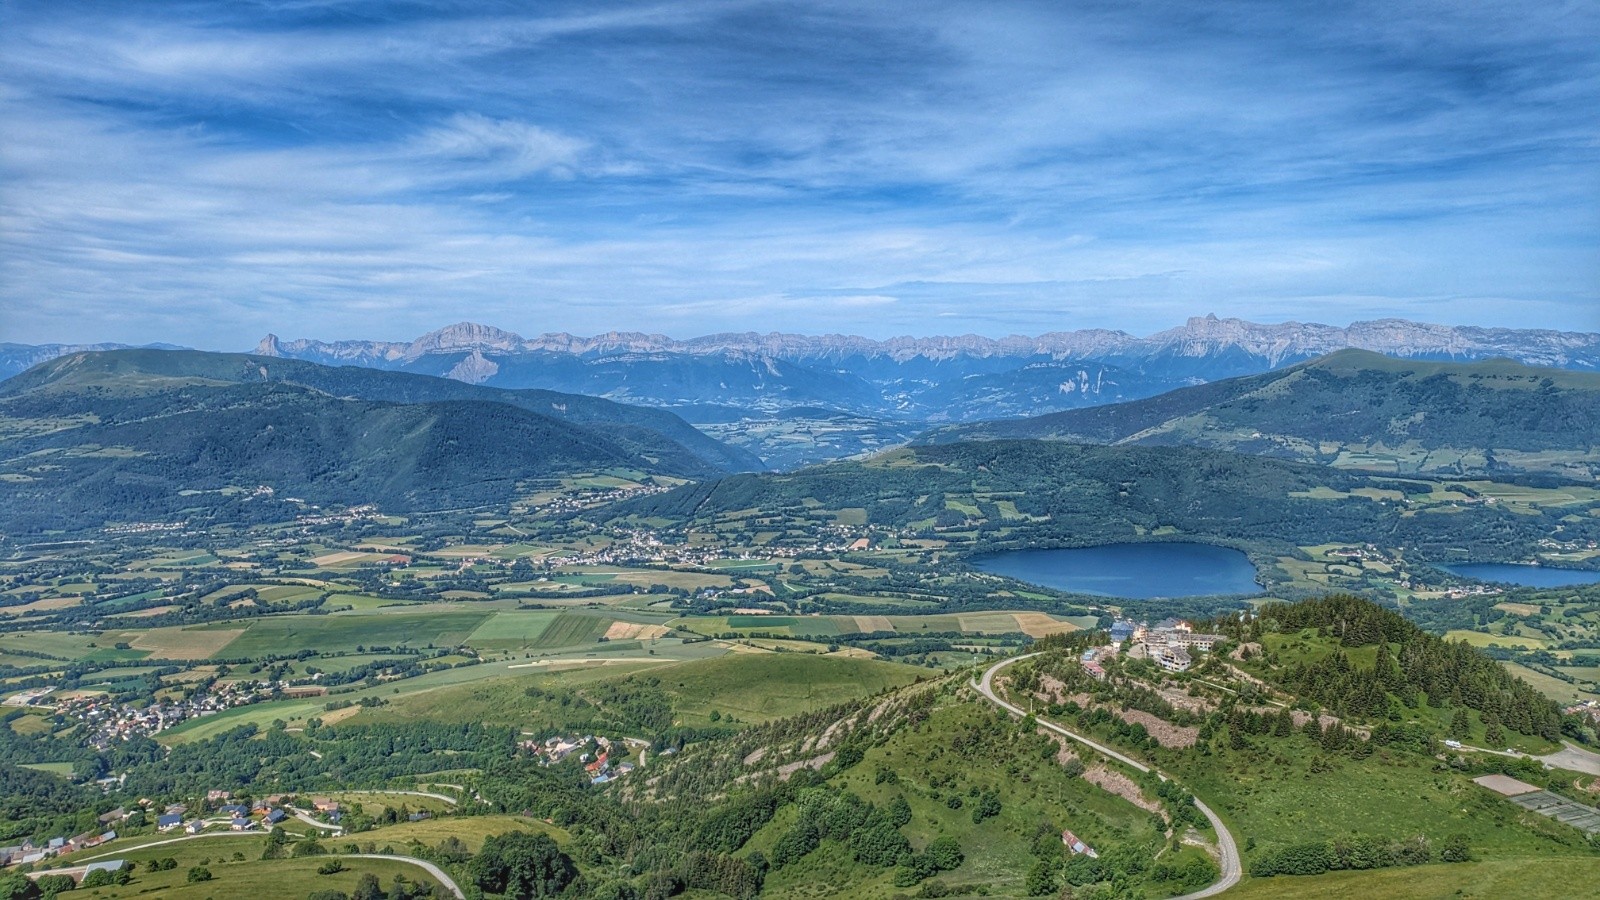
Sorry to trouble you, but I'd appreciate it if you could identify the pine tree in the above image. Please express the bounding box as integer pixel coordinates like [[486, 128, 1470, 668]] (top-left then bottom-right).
[[1274, 708, 1294, 737]]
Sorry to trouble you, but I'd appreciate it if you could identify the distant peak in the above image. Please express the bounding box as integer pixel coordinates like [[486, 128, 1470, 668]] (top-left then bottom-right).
[[404, 322, 527, 361], [254, 334, 282, 356]]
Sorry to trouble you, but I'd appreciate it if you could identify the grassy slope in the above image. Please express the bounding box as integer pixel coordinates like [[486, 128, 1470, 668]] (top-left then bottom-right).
[[357, 652, 927, 730], [1226, 856, 1600, 899], [49, 836, 446, 900], [744, 702, 1172, 899], [652, 653, 927, 725]]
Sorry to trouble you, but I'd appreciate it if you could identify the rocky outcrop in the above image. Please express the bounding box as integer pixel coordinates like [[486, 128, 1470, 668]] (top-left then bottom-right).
[[445, 349, 499, 384]]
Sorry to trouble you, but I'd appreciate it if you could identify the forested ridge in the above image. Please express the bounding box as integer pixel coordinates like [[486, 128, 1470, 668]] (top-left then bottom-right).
[[1213, 595, 1572, 741], [921, 349, 1600, 478], [614, 441, 1599, 566], [0, 351, 754, 532]]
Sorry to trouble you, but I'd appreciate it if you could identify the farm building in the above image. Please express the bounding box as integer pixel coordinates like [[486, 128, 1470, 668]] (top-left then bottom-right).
[[1061, 829, 1099, 858]]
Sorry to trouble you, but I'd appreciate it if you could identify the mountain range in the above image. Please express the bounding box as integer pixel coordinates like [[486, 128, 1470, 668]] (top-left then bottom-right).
[[0, 341, 186, 380], [242, 316, 1600, 422], [5, 317, 1598, 473]]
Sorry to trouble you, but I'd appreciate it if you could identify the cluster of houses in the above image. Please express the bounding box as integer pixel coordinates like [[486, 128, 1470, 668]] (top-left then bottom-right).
[[520, 734, 637, 786], [528, 485, 672, 517], [539, 522, 872, 572], [293, 504, 383, 527], [152, 793, 291, 836], [1568, 700, 1600, 726], [0, 827, 117, 868], [1442, 583, 1504, 600], [1101, 618, 1227, 674], [57, 680, 274, 748], [101, 520, 188, 535]]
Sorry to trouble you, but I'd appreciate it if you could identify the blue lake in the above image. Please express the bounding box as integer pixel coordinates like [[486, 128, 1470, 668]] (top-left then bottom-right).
[[972, 542, 1262, 599], [1438, 563, 1600, 588]]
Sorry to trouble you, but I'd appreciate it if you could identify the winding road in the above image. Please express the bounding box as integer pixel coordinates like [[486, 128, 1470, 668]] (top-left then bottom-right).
[[36, 827, 465, 899], [974, 653, 1241, 899]]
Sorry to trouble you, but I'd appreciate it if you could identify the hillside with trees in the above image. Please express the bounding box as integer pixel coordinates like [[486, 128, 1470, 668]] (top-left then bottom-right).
[[0, 350, 776, 533], [921, 350, 1600, 479], [613, 440, 1600, 572]]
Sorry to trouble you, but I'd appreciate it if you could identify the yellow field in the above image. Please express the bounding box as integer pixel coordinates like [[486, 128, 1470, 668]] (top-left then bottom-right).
[[0, 596, 80, 616], [956, 612, 1024, 633], [602, 621, 670, 641], [853, 615, 894, 632], [1011, 612, 1079, 638], [130, 626, 243, 658]]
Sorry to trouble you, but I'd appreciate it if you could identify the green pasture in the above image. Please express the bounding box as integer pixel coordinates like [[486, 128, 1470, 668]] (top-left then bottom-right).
[[530, 611, 613, 648], [202, 610, 493, 658], [463, 610, 561, 649], [1225, 856, 1600, 899]]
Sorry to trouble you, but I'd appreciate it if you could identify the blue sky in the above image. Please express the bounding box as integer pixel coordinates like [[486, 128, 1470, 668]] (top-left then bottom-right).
[[2, 0, 1597, 347]]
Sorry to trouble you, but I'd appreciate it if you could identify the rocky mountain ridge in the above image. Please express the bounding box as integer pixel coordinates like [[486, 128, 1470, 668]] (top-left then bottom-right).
[[251, 315, 1600, 369]]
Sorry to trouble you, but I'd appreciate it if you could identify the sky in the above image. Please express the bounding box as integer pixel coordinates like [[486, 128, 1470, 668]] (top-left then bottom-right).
[[2, 0, 1597, 348]]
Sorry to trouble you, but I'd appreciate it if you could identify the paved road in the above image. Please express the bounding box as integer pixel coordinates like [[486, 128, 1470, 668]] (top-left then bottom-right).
[[1461, 740, 1600, 776], [70, 829, 266, 865], [46, 831, 462, 898], [334, 788, 461, 806], [975, 654, 1242, 899], [345, 853, 465, 899], [293, 808, 343, 831], [1545, 742, 1600, 776]]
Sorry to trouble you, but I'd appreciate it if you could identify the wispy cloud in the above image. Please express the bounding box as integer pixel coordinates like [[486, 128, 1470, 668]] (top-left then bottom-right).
[[1, 0, 1596, 346]]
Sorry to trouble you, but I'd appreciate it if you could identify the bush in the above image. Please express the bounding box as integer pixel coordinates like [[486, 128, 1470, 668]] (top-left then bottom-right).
[[1440, 835, 1472, 863], [187, 866, 213, 883], [1252, 834, 1443, 878], [34, 874, 75, 896]]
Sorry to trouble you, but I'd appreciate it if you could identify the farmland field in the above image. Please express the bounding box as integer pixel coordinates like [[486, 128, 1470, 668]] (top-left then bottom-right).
[[463, 610, 561, 649], [129, 625, 245, 658], [207, 610, 494, 658], [529, 611, 615, 648]]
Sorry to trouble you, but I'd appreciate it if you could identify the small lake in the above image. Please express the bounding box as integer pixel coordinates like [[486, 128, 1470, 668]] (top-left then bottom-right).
[[1438, 563, 1600, 588], [972, 542, 1262, 599]]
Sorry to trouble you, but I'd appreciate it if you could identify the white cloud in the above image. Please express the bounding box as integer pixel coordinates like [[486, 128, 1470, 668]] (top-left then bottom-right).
[[1, 0, 1596, 345], [409, 113, 590, 179]]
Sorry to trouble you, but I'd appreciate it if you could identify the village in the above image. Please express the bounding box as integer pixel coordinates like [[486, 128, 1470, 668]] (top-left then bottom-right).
[[19, 678, 290, 749], [1568, 699, 1600, 727], [1079, 617, 1229, 677], [0, 789, 340, 869], [520, 733, 644, 785], [536, 523, 876, 571]]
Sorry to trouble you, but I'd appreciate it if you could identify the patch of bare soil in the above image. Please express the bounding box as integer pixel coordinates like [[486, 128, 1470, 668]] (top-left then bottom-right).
[[1117, 708, 1198, 749], [1156, 685, 1217, 715], [1083, 764, 1164, 819], [1040, 731, 1080, 767]]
